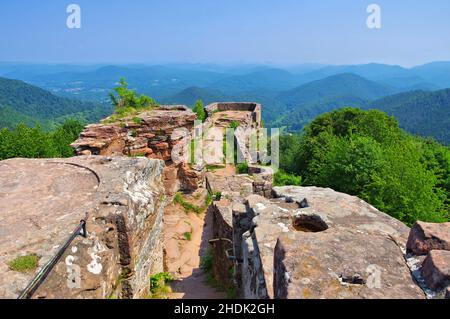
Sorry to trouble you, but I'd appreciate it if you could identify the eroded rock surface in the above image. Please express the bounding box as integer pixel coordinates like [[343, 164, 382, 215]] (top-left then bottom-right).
[[71, 107, 202, 195], [406, 221, 450, 255], [263, 186, 425, 299], [421, 250, 450, 290], [0, 156, 165, 299]]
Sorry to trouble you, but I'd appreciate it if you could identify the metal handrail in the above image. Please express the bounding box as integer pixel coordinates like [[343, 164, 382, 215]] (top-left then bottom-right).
[[17, 213, 88, 299]]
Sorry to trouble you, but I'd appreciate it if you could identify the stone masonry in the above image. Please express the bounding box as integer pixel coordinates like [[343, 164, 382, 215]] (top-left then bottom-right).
[[71, 105, 203, 196]]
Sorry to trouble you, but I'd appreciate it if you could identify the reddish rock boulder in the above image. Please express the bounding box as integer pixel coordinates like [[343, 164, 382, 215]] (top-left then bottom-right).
[[154, 142, 169, 150], [421, 250, 450, 290], [406, 222, 450, 255]]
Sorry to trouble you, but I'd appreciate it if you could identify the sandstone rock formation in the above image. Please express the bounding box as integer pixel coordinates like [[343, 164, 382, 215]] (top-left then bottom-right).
[[203, 102, 262, 165], [206, 173, 428, 298], [71, 106, 202, 195], [3, 100, 445, 300], [271, 187, 424, 298], [421, 250, 450, 290], [406, 221, 450, 255], [0, 156, 165, 299]]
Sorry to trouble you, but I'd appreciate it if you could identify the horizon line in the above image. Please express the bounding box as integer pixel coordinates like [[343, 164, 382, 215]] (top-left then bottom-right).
[[1, 60, 449, 70]]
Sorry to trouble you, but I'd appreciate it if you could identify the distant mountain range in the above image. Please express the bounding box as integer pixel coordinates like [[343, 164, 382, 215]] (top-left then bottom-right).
[[0, 62, 449, 144]]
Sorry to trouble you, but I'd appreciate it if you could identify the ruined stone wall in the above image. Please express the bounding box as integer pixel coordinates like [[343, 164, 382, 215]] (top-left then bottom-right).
[[249, 166, 273, 198], [207, 183, 442, 299], [205, 102, 262, 126], [71, 106, 203, 196], [210, 202, 235, 290]]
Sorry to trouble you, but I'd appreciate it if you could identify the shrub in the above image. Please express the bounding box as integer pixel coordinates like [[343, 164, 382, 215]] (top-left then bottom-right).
[[149, 272, 174, 299], [229, 121, 240, 130], [274, 170, 302, 186], [132, 117, 142, 124], [236, 162, 249, 174], [192, 100, 206, 122], [214, 192, 222, 201], [183, 231, 192, 241]]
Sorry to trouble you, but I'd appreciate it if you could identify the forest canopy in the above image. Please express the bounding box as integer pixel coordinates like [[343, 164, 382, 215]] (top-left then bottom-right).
[[0, 119, 84, 160], [279, 107, 450, 225]]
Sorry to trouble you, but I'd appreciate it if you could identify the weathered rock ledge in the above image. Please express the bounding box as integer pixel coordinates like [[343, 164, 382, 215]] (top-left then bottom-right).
[[209, 185, 428, 299], [71, 106, 203, 196], [0, 156, 165, 299]]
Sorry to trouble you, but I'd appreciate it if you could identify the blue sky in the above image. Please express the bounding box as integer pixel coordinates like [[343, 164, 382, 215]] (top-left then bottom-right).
[[0, 0, 449, 67]]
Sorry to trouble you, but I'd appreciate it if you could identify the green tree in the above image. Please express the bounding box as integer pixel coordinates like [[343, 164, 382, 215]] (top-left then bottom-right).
[[279, 107, 450, 225], [0, 119, 84, 160], [192, 99, 206, 122], [109, 78, 157, 110], [51, 119, 84, 157]]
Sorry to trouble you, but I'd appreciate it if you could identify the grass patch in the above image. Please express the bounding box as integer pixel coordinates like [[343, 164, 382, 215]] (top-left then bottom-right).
[[102, 105, 156, 124], [229, 121, 240, 130], [174, 192, 213, 215], [129, 152, 146, 157], [130, 129, 138, 137], [205, 193, 213, 206], [132, 117, 143, 124], [148, 272, 174, 299], [274, 170, 302, 186], [183, 222, 193, 241], [236, 162, 249, 174], [174, 193, 203, 214], [201, 249, 236, 299], [9, 254, 40, 273], [183, 231, 193, 241], [206, 164, 225, 172]]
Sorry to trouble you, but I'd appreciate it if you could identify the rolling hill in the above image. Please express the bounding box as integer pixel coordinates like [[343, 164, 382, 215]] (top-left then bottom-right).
[[277, 73, 394, 109], [207, 68, 305, 93], [411, 62, 450, 88], [367, 89, 450, 144], [161, 86, 232, 106], [0, 77, 110, 129]]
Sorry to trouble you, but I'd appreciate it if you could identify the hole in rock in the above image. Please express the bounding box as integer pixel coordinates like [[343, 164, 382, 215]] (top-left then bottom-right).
[[339, 274, 366, 285], [293, 214, 328, 232]]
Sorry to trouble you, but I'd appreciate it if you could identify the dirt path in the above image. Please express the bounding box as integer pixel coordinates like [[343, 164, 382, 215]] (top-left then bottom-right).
[[163, 189, 226, 299], [162, 111, 252, 299]]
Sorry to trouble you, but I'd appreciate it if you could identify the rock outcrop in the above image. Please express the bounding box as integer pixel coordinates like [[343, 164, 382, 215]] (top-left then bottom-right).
[[406, 221, 450, 255], [421, 250, 450, 290], [3, 100, 446, 300], [71, 106, 202, 195], [210, 185, 427, 299], [405, 221, 450, 297], [0, 156, 165, 299]]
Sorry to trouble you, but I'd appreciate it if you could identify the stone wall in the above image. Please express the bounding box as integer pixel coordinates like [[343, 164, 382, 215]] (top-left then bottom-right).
[[0, 156, 166, 299], [249, 166, 273, 198], [212, 185, 432, 299], [71, 106, 203, 196], [209, 201, 235, 291], [205, 102, 262, 126]]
